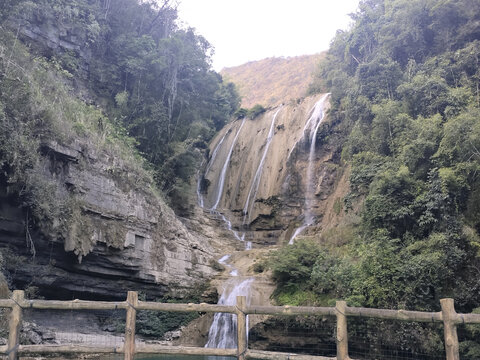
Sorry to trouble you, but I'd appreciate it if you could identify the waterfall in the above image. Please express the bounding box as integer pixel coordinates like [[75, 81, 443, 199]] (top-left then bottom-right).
[[289, 94, 329, 244], [197, 131, 229, 208], [218, 255, 239, 276], [196, 168, 205, 208], [205, 276, 253, 349], [212, 210, 243, 242], [211, 118, 246, 211], [243, 108, 281, 224], [197, 117, 249, 245]]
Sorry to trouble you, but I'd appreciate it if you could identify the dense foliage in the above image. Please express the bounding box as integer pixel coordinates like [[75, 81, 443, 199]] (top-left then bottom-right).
[[1, 0, 240, 213], [273, 0, 480, 356], [112, 292, 205, 339]]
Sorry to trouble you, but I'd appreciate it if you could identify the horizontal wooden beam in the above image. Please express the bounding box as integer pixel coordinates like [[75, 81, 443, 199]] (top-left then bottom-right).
[[136, 301, 236, 313], [246, 349, 335, 360], [456, 313, 480, 324], [0, 298, 477, 326], [247, 305, 336, 316], [0, 299, 13, 308], [16, 345, 124, 354], [10, 344, 239, 357], [20, 299, 128, 310], [345, 306, 443, 322], [136, 344, 237, 356]]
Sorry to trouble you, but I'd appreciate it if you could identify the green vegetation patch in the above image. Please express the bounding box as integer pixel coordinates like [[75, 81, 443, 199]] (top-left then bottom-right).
[[0, 29, 151, 258], [275, 0, 480, 356]]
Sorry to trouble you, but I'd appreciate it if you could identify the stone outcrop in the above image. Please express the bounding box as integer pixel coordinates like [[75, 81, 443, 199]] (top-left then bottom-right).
[[0, 139, 216, 300], [10, 5, 92, 77]]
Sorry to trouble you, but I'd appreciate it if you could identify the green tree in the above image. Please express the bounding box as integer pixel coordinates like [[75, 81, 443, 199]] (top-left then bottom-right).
[[303, 0, 480, 317]]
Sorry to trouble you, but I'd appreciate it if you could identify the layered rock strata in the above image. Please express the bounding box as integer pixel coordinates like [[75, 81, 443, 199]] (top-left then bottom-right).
[[0, 140, 215, 300]]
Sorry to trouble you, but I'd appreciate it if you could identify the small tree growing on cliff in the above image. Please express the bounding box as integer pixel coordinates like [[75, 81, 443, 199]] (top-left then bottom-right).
[[247, 104, 266, 119]]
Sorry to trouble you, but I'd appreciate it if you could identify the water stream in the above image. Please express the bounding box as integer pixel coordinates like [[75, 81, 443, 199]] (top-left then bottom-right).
[[238, 108, 282, 249], [197, 131, 229, 208], [211, 118, 246, 211], [209, 119, 249, 246], [205, 254, 253, 352], [289, 94, 329, 244], [198, 119, 248, 244], [242, 108, 282, 223]]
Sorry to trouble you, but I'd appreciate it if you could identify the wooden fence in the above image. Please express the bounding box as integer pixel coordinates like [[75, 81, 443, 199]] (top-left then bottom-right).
[[1, 290, 480, 359]]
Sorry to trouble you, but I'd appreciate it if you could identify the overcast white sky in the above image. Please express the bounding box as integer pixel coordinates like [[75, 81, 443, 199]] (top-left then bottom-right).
[[177, 0, 360, 71]]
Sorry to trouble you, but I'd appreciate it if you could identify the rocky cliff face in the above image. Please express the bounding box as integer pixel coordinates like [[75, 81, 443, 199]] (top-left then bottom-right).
[[0, 8, 220, 301], [199, 94, 344, 246], [0, 138, 216, 300]]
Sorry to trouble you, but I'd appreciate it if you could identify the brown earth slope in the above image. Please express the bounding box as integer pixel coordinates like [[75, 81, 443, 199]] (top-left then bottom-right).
[[221, 54, 325, 108]]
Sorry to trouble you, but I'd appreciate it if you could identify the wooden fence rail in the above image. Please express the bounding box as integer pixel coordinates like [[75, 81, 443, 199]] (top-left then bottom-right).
[[0, 290, 479, 359]]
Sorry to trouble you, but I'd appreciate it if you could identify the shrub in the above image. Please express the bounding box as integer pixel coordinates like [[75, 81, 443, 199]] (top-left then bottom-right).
[[268, 239, 321, 291], [252, 261, 265, 273], [233, 107, 248, 119], [247, 104, 266, 119]]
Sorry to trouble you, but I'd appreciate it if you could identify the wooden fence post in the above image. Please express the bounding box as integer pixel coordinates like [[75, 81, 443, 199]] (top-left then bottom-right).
[[8, 290, 24, 360], [336, 300, 349, 360], [441, 298, 460, 360], [236, 296, 247, 360], [124, 291, 138, 360]]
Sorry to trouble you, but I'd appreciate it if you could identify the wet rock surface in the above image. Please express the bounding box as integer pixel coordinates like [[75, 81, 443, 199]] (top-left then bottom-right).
[[201, 94, 341, 246]]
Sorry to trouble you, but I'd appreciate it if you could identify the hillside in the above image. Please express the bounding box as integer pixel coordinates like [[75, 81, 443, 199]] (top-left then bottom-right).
[[221, 54, 324, 108]]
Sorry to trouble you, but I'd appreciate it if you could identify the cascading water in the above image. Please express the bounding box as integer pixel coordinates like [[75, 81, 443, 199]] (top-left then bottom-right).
[[196, 167, 206, 208], [205, 275, 253, 349], [211, 118, 246, 211], [197, 131, 229, 208], [242, 108, 281, 223], [289, 94, 330, 244], [198, 118, 248, 244], [215, 212, 244, 242], [196, 96, 331, 357], [237, 108, 281, 249]]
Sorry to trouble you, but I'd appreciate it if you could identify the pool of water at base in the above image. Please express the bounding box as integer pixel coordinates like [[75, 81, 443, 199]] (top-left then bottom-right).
[[120, 356, 236, 360], [143, 357, 233, 360]]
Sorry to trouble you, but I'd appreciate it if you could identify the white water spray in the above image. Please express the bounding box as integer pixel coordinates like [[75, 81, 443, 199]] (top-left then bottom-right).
[[289, 94, 329, 244], [210, 210, 243, 242], [205, 276, 253, 349], [198, 118, 248, 246], [211, 118, 246, 211], [243, 108, 281, 223], [196, 168, 206, 208], [197, 131, 229, 208]]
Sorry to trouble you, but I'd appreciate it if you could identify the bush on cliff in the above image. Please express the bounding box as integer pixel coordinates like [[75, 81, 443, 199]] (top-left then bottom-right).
[[247, 104, 266, 119]]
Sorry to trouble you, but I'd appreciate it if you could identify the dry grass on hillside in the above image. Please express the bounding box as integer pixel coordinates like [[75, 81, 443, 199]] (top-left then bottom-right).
[[221, 53, 325, 108]]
